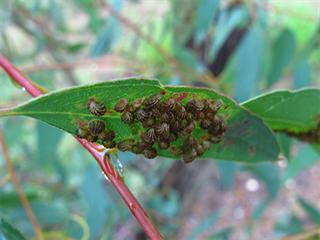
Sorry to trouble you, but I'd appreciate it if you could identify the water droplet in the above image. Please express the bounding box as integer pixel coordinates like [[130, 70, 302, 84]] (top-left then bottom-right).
[[245, 178, 259, 192], [102, 172, 110, 182], [22, 87, 26, 91], [109, 151, 124, 178], [129, 202, 136, 211]]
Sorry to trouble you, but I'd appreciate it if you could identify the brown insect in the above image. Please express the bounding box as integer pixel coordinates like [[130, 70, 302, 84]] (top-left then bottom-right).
[[130, 143, 143, 154], [103, 140, 116, 148], [184, 121, 195, 134], [88, 119, 106, 136], [155, 123, 170, 138], [87, 97, 107, 116], [168, 133, 177, 142], [143, 147, 157, 159], [200, 119, 211, 129], [141, 118, 156, 128], [132, 98, 144, 110], [114, 98, 128, 112], [160, 98, 176, 110], [135, 109, 150, 122], [117, 139, 135, 151], [186, 99, 204, 112], [182, 136, 198, 152], [159, 141, 170, 150], [195, 144, 204, 156], [86, 135, 98, 143], [207, 100, 222, 113], [143, 94, 161, 109], [121, 111, 134, 124], [182, 148, 198, 163], [98, 130, 115, 141], [141, 128, 156, 144]]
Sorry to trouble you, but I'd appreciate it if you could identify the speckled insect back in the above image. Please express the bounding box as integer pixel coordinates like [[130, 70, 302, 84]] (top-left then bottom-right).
[[114, 98, 128, 112], [77, 92, 227, 163], [111, 92, 227, 163], [76, 97, 117, 147], [88, 119, 106, 136], [87, 97, 107, 116]]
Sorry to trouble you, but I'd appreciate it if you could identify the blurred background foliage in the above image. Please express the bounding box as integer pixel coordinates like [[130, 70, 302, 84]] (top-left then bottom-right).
[[0, 0, 320, 239]]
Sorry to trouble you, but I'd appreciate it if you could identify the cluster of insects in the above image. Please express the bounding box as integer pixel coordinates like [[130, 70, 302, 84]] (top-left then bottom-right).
[[76, 98, 116, 148], [76, 92, 227, 163]]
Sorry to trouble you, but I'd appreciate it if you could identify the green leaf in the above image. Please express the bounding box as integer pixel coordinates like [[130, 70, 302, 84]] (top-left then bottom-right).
[[243, 88, 320, 137], [267, 29, 296, 87], [293, 60, 311, 89], [235, 24, 264, 102], [276, 133, 292, 160], [0, 78, 279, 163], [0, 191, 39, 208], [274, 214, 304, 237], [194, 0, 220, 44], [298, 197, 320, 225], [0, 218, 26, 240]]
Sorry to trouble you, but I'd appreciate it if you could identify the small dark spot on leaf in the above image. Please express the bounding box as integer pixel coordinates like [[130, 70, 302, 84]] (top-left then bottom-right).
[[249, 145, 256, 156]]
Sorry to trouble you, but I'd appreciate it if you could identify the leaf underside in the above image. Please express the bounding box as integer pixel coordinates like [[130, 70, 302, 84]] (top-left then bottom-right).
[[0, 78, 279, 163], [243, 88, 320, 144]]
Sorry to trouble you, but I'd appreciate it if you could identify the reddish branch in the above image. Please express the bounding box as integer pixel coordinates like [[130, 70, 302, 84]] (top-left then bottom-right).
[[0, 54, 163, 240]]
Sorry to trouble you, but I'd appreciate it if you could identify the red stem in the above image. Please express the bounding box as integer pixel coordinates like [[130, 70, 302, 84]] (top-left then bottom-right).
[[0, 54, 163, 240]]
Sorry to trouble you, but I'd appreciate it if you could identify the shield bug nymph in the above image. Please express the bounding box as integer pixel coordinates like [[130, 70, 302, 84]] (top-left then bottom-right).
[[143, 147, 158, 159], [121, 111, 134, 124], [114, 98, 129, 112], [88, 119, 106, 136], [88, 97, 107, 116], [117, 139, 135, 151], [143, 94, 161, 109]]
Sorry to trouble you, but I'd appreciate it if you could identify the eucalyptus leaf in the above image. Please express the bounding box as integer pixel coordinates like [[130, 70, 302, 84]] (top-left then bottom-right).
[[0, 218, 26, 240], [298, 197, 320, 225], [0, 78, 279, 163], [235, 24, 264, 102], [266, 29, 296, 87], [243, 88, 320, 134]]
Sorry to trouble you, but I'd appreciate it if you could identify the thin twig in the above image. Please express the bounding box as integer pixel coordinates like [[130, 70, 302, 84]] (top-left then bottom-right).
[[0, 174, 10, 187], [0, 130, 43, 240], [0, 54, 163, 240]]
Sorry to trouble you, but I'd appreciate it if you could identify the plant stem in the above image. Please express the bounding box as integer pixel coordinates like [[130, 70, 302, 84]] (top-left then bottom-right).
[[0, 54, 163, 240], [0, 130, 43, 240], [0, 56, 43, 97]]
